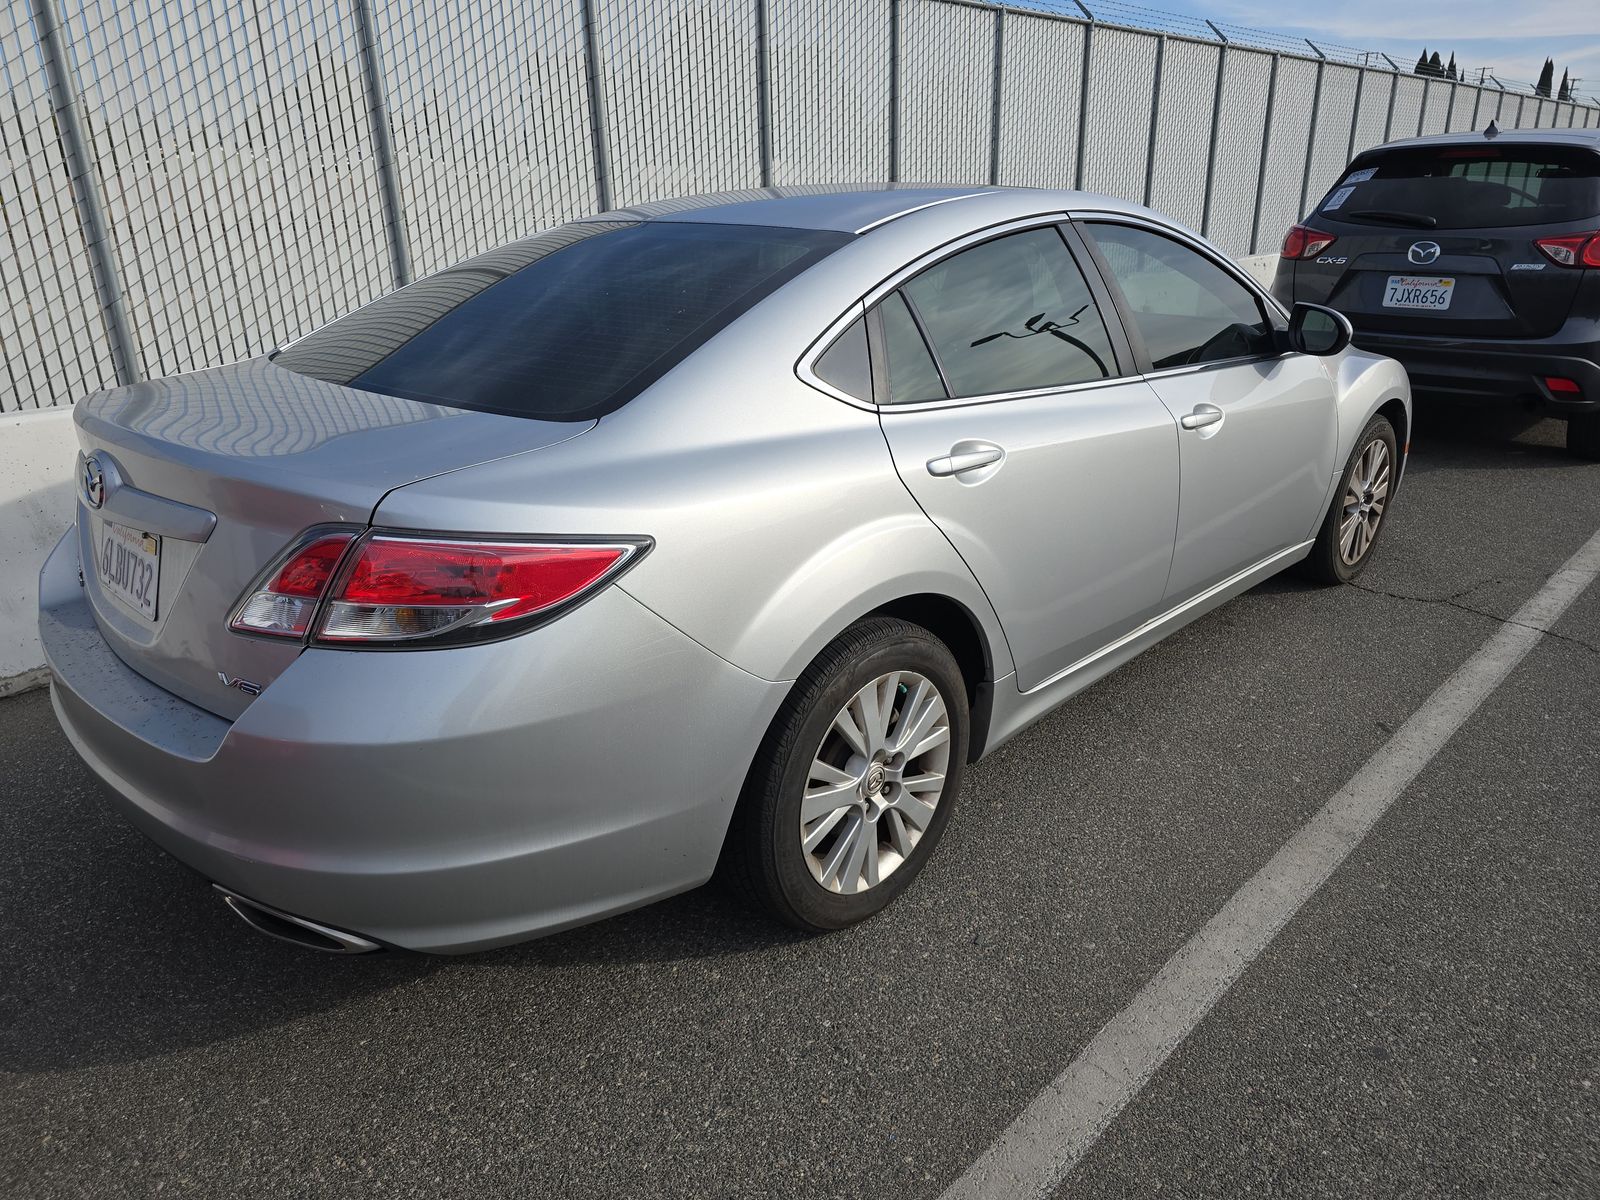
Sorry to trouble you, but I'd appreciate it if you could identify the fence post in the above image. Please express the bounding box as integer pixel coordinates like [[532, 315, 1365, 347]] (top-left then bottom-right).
[[988, 6, 1005, 185], [1346, 66, 1365, 163], [1383, 65, 1399, 142], [1200, 23, 1227, 237], [1470, 81, 1483, 129], [754, 0, 774, 186], [1143, 34, 1165, 207], [1298, 43, 1326, 220], [1444, 79, 1457, 130], [1074, 3, 1094, 190], [30, 0, 139, 386], [1416, 76, 1428, 136], [1248, 53, 1278, 255], [888, 0, 901, 181], [579, 0, 613, 211], [352, 0, 411, 287]]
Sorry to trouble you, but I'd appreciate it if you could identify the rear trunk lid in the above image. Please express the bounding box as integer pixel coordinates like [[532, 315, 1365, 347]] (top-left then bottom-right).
[[73, 358, 594, 719], [1289, 140, 1600, 339]]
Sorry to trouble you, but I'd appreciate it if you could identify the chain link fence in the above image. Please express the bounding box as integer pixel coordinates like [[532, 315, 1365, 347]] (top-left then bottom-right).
[[4, 0, 1598, 414]]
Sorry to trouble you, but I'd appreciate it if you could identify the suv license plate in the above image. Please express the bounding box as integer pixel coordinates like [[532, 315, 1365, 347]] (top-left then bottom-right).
[[95, 518, 160, 621], [1383, 275, 1455, 311]]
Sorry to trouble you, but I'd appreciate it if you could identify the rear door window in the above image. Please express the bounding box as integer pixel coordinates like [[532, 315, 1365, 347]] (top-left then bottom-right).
[[899, 227, 1117, 397], [1084, 223, 1275, 370], [877, 293, 947, 404], [277, 221, 850, 420], [1319, 145, 1600, 229]]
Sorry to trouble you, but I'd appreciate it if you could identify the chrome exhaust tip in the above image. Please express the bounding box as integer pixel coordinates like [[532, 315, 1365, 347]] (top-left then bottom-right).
[[214, 885, 382, 954]]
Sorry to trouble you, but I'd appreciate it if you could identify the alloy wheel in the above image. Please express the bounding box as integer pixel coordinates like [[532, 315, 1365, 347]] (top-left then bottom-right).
[[800, 671, 951, 895], [1339, 438, 1391, 566]]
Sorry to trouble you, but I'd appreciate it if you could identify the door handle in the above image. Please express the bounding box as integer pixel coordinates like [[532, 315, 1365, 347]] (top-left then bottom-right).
[[1180, 404, 1224, 431], [926, 443, 1005, 477]]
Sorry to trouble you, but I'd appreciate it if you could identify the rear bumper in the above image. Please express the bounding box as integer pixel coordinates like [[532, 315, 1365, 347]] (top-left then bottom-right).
[[1348, 331, 1600, 415], [39, 528, 786, 953]]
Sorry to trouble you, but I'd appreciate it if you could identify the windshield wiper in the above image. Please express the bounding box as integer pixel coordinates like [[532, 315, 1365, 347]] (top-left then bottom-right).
[[1346, 209, 1438, 229]]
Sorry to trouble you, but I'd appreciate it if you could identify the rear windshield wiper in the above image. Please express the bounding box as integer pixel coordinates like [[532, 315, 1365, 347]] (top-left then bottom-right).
[[1345, 209, 1438, 229]]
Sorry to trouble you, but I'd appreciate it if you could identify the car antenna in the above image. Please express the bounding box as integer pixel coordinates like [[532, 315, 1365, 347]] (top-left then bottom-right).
[[1483, 119, 1500, 139]]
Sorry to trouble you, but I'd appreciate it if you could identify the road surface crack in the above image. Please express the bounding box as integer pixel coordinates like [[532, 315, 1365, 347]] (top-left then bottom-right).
[[1350, 578, 1600, 658]]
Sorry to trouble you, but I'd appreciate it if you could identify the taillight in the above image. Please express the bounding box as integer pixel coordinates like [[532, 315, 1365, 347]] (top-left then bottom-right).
[[1282, 224, 1337, 260], [316, 536, 640, 643], [1533, 232, 1600, 269], [231, 531, 647, 647], [229, 530, 355, 638]]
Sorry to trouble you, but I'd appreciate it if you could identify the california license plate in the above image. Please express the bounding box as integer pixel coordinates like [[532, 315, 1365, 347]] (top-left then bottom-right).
[[95, 518, 160, 620], [1383, 275, 1455, 311]]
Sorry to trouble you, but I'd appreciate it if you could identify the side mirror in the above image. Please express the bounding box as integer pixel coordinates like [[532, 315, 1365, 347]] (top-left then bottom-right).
[[1287, 302, 1353, 357]]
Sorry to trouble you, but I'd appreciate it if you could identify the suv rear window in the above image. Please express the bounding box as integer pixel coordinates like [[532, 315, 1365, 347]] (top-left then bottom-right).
[[276, 221, 850, 420], [1322, 145, 1600, 230]]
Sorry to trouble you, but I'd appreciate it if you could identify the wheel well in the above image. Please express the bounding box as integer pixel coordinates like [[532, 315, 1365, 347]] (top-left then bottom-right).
[[867, 593, 995, 761], [1378, 397, 1409, 454]]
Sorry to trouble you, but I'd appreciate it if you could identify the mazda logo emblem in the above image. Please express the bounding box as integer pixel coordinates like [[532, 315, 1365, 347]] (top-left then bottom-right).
[[1408, 241, 1442, 265], [81, 454, 105, 509]]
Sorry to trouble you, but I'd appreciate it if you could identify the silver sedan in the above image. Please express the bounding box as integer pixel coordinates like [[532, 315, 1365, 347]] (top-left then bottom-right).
[[40, 186, 1410, 953]]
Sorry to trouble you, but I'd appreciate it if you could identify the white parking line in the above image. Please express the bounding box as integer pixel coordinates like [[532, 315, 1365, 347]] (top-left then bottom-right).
[[942, 526, 1600, 1200]]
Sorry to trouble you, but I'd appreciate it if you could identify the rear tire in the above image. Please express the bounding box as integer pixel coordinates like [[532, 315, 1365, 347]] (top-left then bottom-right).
[[1297, 413, 1398, 585], [724, 617, 969, 933], [1568, 413, 1600, 461]]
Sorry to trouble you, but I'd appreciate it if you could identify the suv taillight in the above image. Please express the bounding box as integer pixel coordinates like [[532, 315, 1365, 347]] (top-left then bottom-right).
[[230, 530, 647, 647], [1533, 232, 1600, 268], [1282, 224, 1337, 260]]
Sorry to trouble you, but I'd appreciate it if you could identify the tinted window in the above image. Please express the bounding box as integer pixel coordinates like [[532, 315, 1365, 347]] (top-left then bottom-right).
[[877, 292, 946, 404], [1085, 223, 1273, 370], [278, 221, 850, 420], [813, 316, 871, 402], [901, 227, 1116, 396], [1321, 145, 1600, 229]]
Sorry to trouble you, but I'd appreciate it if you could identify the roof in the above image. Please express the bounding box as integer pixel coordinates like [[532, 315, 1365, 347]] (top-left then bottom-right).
[[576, 184, 1131, 234], [1367, 126, 1600, 154]]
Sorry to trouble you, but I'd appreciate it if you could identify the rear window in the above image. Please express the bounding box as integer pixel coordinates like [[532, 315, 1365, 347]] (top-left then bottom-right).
[[276, 221, 850, 420], [1320, 145, 1600, 230]]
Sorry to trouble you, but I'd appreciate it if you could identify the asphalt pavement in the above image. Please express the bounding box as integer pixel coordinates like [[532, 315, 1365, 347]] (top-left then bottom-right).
[[2, 404, 1596, 1199]]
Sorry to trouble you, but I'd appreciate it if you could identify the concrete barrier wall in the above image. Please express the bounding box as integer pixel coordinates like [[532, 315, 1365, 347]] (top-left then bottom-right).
[[0, 250, 1283, 696], [1, 408, 76, 695]]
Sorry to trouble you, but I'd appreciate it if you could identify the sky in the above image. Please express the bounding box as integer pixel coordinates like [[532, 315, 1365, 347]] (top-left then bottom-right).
[[1150, 0, 1600, 99]]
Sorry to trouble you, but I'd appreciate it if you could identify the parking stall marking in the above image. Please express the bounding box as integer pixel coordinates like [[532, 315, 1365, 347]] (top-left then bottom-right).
[[942, 524, 1600, 1200]]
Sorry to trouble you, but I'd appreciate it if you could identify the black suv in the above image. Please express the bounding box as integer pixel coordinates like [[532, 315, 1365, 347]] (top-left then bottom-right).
[[1272, 127, 1600, 458]]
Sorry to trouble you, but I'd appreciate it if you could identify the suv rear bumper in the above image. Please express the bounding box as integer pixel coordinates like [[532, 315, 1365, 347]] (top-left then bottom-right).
[[1348, 330, 1600, 415]]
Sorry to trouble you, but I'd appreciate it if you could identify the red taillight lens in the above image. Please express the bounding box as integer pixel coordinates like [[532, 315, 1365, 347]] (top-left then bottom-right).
[[1533, 232, 1600, 268], [1545, 376, 1582, 395], [230, 531, 355, 638], [315, 537, 638, 644], [1282, 224, 1337, 260]]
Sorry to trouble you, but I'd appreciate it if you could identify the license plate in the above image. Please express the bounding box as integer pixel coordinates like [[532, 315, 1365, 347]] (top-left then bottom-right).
[[95, 519, 160, 620], [1383, 275, 1455, 311]]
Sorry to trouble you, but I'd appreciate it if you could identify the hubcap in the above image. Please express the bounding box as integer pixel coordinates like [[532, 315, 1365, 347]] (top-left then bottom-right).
[[800, 671, 951, 895], [1339, 438, 1391, 566]]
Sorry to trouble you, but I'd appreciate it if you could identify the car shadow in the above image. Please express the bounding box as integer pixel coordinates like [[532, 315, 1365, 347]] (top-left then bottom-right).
[[1403, 403, 1577, 471]]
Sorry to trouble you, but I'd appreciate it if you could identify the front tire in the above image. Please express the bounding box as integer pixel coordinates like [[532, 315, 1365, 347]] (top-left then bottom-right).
[[725, 617, 969, 932], [1568, 413, 1600, 461], [1298, 413, 1398, 584]]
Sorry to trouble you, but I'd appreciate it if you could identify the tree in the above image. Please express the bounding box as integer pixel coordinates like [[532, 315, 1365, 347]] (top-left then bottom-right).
[[1535, 58, 1554, 97], [1415, 49, 1430, 75], [1428, 51, 1443, 77], [1558, 69, 1572, 101], [1446, 53, 1458, 81]]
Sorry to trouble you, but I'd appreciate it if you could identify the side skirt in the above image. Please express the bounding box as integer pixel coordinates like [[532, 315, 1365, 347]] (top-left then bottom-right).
[[980, 540, 1314, 758]]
